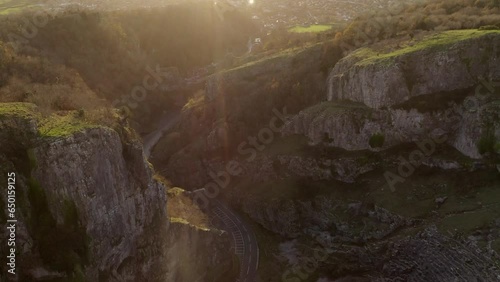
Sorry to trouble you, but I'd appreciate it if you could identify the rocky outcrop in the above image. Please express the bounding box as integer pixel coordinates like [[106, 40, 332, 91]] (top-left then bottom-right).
[[32, 127, 167, 281], [0, 104, 168, 281], [327, 30, 500, 108], [0, 103, 240, 282], [282, 97, 500, 159], [242, 195, 413, 241]]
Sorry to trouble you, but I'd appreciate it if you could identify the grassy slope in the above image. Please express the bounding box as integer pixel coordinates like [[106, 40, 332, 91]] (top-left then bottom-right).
[[351, 29, 500, 66], [38, 113, 100, 138], [0, 102, 102, 138], [0, 102, 38, 119]]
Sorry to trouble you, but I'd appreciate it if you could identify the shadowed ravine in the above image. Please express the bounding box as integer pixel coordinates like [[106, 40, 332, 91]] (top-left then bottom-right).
[[143, 115, 260, 282]]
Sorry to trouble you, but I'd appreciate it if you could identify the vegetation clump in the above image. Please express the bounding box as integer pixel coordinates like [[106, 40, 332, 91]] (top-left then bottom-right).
[[0, 102, 38, 119], [478, 129, 497, 155], [167, 187, 211, 231], [369, 133, 385, 148]]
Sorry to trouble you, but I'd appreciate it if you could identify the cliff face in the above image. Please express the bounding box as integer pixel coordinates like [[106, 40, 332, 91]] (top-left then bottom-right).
[[0, 102, 239, 282], [327, 30, 500, 108], [32, 127, 167, 281], [282, 98, 500, 159], [163, 222, 236, 282], [283, 30, 500, 159], [149, 29, 500, 282], [0, 104, 168, 281]]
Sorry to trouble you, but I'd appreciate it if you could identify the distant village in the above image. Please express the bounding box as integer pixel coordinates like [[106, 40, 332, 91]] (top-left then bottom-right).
[[227, 0, 403, 29]]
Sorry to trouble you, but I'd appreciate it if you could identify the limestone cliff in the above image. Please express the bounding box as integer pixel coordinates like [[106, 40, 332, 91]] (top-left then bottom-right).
[[282, 98, 500, 159], [0, 103, 168, 281], [327, 30, 500, 108], [32, 128, 167, 281], [0, 103, 238, 282], [284, 29, 500, 159]]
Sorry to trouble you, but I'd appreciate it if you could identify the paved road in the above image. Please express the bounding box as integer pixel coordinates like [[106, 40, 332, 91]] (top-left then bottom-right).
[[212, 199, 259, 282], [142, 111, 180, 159]]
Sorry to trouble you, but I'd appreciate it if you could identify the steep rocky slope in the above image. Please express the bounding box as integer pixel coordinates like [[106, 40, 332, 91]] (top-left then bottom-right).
[[0, 103, 234, 282], [0, 103, 168, 281]]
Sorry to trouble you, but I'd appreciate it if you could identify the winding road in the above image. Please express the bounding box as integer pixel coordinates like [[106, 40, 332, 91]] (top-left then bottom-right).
[[142, 112, 259, 282], [142, 111, 180, 159], [212, 199, 259, 282]]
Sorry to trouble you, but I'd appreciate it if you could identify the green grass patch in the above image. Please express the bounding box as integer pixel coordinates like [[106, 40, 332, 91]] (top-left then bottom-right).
[[0, 0, 40, 15], [438, 208, 498, 235], [0, 102, 38, 119], [0, 103, 102, 139], [437, 196, 481, 216], [373, 188, 436, 218], [169, 217, 210, 231], [352, 29, 500, 66], [39, 112, 100, 138], [288, 24, 333, 33], [0, 4, 37, 16], [475, 186, 500, 206]]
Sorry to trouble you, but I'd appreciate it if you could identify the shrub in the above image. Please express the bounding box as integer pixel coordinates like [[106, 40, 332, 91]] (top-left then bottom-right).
[[494, 142, 500, 153], [478, 129, 496, 154], [369, 133, 385, 148]]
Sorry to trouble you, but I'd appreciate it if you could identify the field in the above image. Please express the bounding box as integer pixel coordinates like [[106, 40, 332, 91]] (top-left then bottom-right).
[[0, 0, 43, 15], [288, 24, 333, 33]]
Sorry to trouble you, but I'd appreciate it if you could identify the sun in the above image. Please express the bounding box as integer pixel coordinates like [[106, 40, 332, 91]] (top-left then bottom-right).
[[249, 0, 255, 4]]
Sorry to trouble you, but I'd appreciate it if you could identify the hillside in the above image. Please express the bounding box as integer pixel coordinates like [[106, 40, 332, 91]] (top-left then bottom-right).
[[0, 0, 500, 281], [156, 27, 500, 281], [0, 3, 258, 134]]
